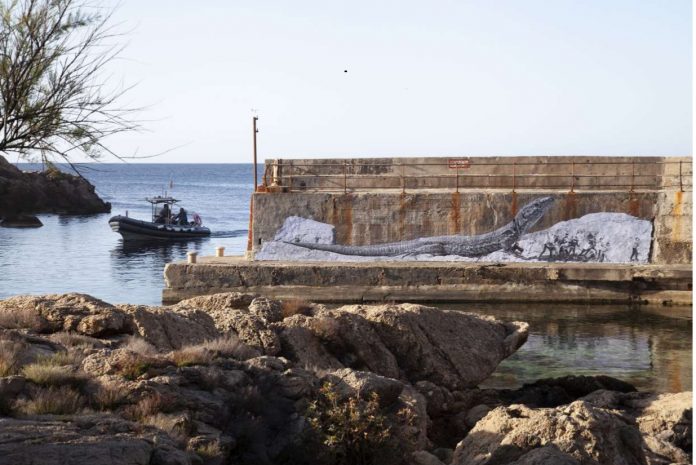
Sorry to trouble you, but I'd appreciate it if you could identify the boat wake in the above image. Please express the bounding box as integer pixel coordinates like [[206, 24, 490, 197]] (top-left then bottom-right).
[[210, 229, 248, 238]]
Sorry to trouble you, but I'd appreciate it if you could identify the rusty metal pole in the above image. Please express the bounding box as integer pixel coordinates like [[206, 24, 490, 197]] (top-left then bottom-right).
[[570, 161, 575, 193], [630, 160, 635, 193], [512, 161, 516, 193], [343, 160, 347, 194], [252, 116, 259, 192], [679, 160, 683, 192]]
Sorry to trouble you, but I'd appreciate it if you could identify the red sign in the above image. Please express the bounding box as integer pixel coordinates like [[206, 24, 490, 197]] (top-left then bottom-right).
[[448, 158, 471, 169]]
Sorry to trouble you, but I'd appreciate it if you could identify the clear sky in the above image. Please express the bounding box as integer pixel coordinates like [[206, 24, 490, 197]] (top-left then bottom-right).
[[100, 0, 692, 163]]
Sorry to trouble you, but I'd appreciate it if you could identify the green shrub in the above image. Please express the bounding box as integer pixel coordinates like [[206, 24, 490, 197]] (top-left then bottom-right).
[[306, 382, 395, 465], [16, 386, 84, 415]]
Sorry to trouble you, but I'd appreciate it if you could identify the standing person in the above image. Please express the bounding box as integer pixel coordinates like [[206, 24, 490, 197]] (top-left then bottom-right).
[[155, 203, 171, 224]]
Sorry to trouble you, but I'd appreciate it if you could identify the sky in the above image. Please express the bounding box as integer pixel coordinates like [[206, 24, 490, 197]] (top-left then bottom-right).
[[94, 0, 692, 163]]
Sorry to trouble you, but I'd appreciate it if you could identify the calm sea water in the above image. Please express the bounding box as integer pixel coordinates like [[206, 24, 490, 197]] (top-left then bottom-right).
[[1, 163, 259, 304], [0, 163, 691, 392]]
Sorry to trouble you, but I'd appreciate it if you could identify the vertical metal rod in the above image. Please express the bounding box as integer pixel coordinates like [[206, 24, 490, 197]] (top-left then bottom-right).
[[343, 160, 347, 194], [512, 161, 516, 193], [252, 116, 259, 192], [570, 161, 575, 193], [288, 160, 293, 192], [630, 160, 635, 193], [679, 160, 683, 192]]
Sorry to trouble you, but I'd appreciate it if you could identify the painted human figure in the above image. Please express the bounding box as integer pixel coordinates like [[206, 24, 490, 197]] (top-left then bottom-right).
[[630, 237, 640, 262], [579, 233, 597, 260], [539, 233, 558, 259]]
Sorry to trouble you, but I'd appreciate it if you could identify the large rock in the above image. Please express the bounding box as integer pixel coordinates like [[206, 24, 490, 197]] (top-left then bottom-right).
[[0, 416, 185, 465], [119, 305, 219, 351], [282, 304, 527, 391], [0, 156, 110, 216], [0, 294, 129, 336], [323, 368, 405, 407], [452, 401, 648, 465]]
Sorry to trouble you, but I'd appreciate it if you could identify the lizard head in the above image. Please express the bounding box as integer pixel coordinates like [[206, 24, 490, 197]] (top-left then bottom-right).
[[514, 196, 555, 233]]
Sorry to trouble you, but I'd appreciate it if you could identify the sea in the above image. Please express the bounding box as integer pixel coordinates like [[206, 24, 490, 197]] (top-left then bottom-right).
[[0, 163, 691, 392]]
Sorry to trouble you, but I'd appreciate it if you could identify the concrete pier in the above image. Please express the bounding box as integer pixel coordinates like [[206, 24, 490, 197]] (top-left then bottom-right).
[[163, 258, 692, 306]]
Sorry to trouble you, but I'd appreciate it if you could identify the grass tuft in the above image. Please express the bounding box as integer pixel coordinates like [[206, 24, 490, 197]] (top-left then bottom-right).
[[16, 386, 84, 415]]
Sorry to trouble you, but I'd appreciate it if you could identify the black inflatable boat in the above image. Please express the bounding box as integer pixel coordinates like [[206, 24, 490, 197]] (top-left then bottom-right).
[[109, 196, 211, 241]]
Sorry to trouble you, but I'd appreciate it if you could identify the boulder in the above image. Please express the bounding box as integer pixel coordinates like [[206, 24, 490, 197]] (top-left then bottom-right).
[[0, 416, 183, 465], [412, 450, 447, 465], [323, 368, 404, 407], [631, 392, 692, 464], [248, 297, 283, 324], [452, 401, 648, 465], [119, 305, 218, 351], [174, 292, 257, 312], [341, 304, 528, 390], [0, 294, 129, 336], [0, 214, 43, 228]]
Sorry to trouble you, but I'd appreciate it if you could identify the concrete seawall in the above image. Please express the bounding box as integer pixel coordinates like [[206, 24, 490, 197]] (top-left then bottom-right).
[[251, 189, 691, 264], [163, 156, 692, 304], [163, 258, 691, 305]]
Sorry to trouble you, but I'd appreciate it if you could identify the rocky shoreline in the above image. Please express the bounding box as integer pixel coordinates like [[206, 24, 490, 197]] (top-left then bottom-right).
[[0, 293, 690, 465], [0, 156, 110, 226]]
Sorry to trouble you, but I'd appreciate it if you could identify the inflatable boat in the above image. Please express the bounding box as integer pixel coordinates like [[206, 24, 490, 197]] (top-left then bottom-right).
[[109, 196, 211, 241]]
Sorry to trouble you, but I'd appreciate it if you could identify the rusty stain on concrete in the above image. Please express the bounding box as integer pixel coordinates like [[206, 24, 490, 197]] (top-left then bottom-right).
[[449, 192, 461, 235], [672, 191, 683, 241], [511, 192, 518, 216], [563, 192, 577, 221], [399, 192, 407, 241], [628, 195, 640, 217]]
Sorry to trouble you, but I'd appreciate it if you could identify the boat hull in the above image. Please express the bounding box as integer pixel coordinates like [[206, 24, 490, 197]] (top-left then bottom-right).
[[109, 215, 211, 240]]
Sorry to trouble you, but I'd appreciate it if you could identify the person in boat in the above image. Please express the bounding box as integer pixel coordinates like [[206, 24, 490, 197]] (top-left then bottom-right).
[[155, 204, 171, 224], [174, 207, 188, 225]]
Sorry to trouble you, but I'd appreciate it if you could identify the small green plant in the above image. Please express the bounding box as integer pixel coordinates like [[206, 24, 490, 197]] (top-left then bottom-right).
[[16, 386, 84, 415], [0, 341, 24, 376], [194, 441, 222, 460], [50, 332, 102, 349], [115, 352, 150, 380], [22, 366, 84, 388], [168, 346, 212, 367], [306, 382, 394, 465], [91, 383, 126, 410]]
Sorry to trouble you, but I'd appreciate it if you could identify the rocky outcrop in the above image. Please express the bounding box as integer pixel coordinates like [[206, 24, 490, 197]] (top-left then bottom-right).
[[452, 401, 647, 465], [0, 416, 184, 465], [0, 155, 110, 217], [277, 304, 528, 390], [0, 292, 690, 465]]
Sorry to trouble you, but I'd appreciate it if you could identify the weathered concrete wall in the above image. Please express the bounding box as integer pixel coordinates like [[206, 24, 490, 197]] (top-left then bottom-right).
[[268, 156, 691, 191], [252, 156, 692, 264], [163, 258, 692, 306], [250, 190, 693, 263], [653, 190, 693, 264]]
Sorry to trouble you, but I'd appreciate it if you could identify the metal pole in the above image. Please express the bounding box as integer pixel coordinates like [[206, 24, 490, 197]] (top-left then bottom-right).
[[630, 160, 635, 193], [570, 161, 575, 193], [343, 160, 347, 194], [679, 160, 683, 192], [252, 116, 259, 192], [512, 161, 516, 193]]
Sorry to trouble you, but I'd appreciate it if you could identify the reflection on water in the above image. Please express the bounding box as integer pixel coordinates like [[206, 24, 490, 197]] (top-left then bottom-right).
[[437, 303, 692, 393], [0, 164, 257, 304]]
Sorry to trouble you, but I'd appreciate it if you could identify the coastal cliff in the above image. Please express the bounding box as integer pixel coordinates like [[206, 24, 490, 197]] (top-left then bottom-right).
[[0, 155, 110, 221], [0, 292, 690, 465]]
